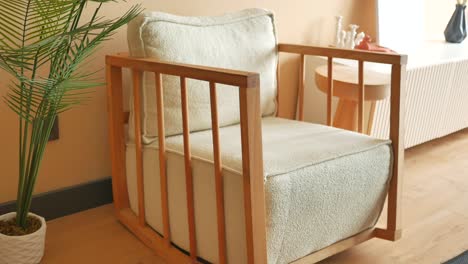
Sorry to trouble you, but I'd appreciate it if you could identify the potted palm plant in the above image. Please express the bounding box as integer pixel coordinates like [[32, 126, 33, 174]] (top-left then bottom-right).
[[0, 0, 141, 263]]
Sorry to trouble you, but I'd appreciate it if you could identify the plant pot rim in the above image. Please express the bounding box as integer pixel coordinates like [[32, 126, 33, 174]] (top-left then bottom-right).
[[0, 212, 46, 238]]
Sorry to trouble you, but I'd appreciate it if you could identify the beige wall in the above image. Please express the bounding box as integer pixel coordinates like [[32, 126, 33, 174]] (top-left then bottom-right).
[[424, 0, 459, 40], [0, 0, 376, 203]]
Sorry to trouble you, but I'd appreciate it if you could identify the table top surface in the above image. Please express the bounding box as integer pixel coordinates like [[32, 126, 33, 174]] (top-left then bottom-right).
[[315, 64, 390, 86], [314, 64, 391, 101]]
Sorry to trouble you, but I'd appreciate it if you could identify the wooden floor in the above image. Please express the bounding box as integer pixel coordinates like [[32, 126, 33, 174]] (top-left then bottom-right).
[[42, 129, 468, 264]]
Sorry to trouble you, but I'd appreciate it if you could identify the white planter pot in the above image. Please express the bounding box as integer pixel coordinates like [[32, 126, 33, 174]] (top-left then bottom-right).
[[0, 212, 46, 264]]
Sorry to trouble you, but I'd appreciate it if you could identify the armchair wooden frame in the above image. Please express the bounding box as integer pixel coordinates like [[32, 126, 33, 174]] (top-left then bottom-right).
[[106, 43, 407, 264]]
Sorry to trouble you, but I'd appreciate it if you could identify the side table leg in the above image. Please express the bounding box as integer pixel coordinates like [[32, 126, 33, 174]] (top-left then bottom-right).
[[366, 101, 376, 135], [333, 99, 358, 132]]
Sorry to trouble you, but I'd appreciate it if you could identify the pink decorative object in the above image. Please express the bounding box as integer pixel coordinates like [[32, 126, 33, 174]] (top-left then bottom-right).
[[355, 35, 397, 54]]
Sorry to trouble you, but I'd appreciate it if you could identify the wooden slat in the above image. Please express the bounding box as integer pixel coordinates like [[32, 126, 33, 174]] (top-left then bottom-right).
[[155, 72, 171, 246], [239, 79, 267, 264], [209, 82, 227, 264], [106, 54, 258, 88], [180, 77, 197, 261], [358, 60, 365, 133], [276, 55, 281, 117], [131, 69, 145, 226], [106, 65, 129, 211], [297, 54, 306, 121], [386, 63, 407, 240], [278, 43, 407, 65], [327, 57, 334, 126]]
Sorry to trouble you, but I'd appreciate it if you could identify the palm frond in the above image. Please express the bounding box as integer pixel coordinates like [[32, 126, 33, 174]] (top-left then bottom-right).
[[0, 0, 142, 228]]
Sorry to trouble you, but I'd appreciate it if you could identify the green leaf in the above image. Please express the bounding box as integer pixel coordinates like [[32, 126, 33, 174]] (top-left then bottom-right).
[[0, 0, 143, 227]]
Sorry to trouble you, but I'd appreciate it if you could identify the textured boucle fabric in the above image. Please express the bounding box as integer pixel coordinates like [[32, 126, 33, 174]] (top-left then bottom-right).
[[125, 117, 392, 263], [127, 9, 278, 142], [163, 117, 391, 179]]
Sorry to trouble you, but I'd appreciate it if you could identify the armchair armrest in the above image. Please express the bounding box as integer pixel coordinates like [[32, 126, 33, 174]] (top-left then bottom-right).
[[105, 52, 267, 263], [277, 42, 407, 242], [278, 43, 407, 65], [106, 52, 260, 88]]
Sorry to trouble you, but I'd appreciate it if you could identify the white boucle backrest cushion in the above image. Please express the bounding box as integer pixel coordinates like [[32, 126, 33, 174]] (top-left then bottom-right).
[[127, 8, 278, 142]]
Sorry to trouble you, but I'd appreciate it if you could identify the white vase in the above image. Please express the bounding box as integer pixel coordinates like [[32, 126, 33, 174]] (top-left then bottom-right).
[[0, 212, 46, 264]]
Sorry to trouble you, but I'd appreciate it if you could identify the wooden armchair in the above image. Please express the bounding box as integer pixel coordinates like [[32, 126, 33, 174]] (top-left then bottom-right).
[[106, 9, 407, 264]]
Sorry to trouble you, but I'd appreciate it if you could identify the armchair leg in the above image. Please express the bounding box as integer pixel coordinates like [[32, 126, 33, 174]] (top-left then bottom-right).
[[377, 63, 406, 244], [374, 228, 402, 241]]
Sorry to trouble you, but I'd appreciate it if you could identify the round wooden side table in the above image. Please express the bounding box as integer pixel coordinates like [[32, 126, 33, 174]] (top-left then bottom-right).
[[315, 64, 390, 134]]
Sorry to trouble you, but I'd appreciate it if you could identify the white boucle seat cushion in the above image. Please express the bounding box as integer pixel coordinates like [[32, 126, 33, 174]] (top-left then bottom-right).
[[125, 117, 393, 263], [127, 9, 278, 142]]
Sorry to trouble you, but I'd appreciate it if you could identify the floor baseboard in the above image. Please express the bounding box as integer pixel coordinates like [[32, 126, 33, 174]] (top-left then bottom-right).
[[0, 178, 113, 220]]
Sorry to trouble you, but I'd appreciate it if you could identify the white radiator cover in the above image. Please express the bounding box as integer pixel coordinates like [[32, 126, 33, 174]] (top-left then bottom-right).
[[371, 41, 468, 148], [303, 40, 468, 148], [371, 60, 468, 147]]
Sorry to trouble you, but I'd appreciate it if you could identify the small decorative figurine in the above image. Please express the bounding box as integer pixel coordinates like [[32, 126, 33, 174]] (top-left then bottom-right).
[[335, 16, 343, 47], [332, 16, 396, 52], [355, 35, 397, 53], [354, 32, 365, 46], [333, 17, 365, 49], [338, 30, 346, 48], [347, 24, 359, 49], [343, 31, 352, 49]]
